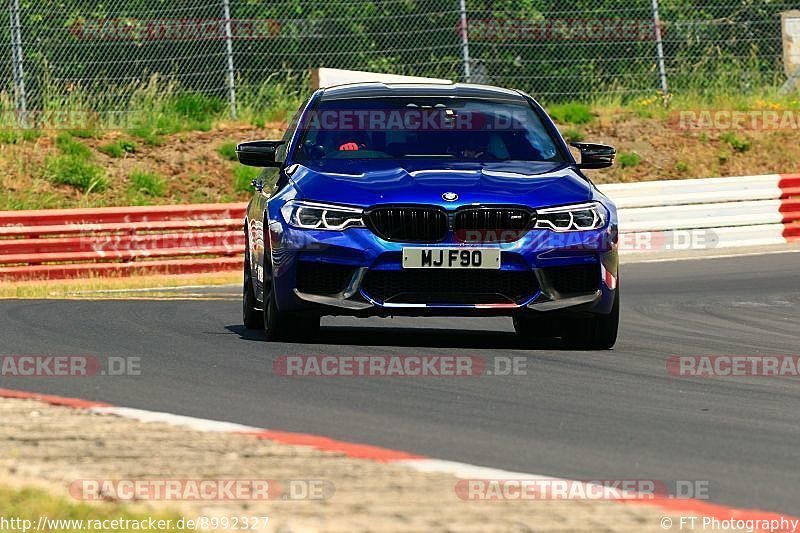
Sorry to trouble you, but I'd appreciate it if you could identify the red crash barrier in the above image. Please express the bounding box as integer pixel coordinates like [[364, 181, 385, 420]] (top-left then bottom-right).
[[0, 203, 247, 281], [778, 173, 800, 198]]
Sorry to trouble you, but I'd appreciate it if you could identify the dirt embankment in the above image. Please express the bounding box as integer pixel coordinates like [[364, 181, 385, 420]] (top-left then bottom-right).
[[0, 124, 282, 210], [564, 113, 799, 184], [2, 113, 798, 210]]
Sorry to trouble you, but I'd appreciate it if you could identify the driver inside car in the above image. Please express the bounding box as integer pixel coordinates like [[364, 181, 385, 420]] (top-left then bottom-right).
[[337, 131, 368, 151]]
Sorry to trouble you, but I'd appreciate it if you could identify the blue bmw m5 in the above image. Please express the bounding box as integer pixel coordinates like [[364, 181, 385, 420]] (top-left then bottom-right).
[[239, 82, 619, 349]]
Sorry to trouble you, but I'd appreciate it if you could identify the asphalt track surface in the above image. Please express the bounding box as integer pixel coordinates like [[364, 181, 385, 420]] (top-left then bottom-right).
[[1, 252, 799, 515]]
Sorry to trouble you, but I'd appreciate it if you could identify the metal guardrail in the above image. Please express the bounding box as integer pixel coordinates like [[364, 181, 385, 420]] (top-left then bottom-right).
[[0, 203, 247, 281], [599, 173, 800, 251]]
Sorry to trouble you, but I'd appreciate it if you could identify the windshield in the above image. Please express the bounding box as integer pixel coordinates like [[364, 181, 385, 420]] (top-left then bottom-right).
[[294, 97, 564, 163]]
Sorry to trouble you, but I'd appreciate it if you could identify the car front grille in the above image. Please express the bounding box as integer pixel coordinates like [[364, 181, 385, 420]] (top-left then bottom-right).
[[296, 261, 356, 295], [365, 205, 536, 244], [365, 206, 448, 243], [454, 206, 534, 243], [361, 269, 539, 305], [541, 264, 600, 294]]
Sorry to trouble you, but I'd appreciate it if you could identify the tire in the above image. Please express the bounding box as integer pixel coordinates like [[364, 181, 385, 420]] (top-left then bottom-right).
[[563, 288, 620, 350], [242, 247, 264, 330], [262, 255, 320, 342]]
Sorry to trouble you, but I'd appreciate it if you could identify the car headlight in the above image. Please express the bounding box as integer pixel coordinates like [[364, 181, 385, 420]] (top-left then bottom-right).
[[280, 200, 365, 230], [534, 202, 607, 232]]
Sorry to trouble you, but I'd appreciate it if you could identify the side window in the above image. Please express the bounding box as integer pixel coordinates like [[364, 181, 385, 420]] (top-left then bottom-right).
[[274, 105, 304, 163]]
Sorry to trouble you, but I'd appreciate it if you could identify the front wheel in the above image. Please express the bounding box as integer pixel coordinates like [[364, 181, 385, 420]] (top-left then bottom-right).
[[563, 289, 619, 350], [242, 248, 263, 330]]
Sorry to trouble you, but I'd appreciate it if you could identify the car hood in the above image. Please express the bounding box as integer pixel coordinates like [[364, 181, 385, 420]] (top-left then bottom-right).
[[289, 160, 594, 209]]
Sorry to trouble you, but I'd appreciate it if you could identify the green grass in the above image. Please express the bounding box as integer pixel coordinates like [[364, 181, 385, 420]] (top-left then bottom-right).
[[237, 74, 307, 125], [55, 133, 92, 158], [65, 127, 98, 139], [720, 132, 751, 152], [99, 139, 137, 158], [126, 124, 163, 146], [587, 87, 800, 118], [233, 165, 261, 193], [0, 485, 192, 532], [126, 92, 227, 145], [547, 103, 594, 125], [128, 169, 167, 197], [562, 128, 584, 143], [0, 189, 64, 210], [617, 151, 641, 168], [42, 155, 107, 193], [216, 141, 238, 161], [0, 128, 42, 144]]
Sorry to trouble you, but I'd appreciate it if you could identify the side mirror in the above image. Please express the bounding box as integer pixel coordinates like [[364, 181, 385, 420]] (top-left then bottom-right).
[[236, 140, 285, 167], [570, 142, 615, 169]]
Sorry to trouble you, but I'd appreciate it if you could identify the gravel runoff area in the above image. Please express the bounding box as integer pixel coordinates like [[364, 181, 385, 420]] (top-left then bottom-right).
[[0, 397, 725, 533]]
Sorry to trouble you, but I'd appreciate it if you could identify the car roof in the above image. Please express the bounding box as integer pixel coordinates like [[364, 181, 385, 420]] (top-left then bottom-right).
[[318, 82, 527, 102]]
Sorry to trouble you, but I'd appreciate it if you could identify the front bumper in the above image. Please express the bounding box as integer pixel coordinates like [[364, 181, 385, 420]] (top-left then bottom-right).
[[269, 222, 618, 316]]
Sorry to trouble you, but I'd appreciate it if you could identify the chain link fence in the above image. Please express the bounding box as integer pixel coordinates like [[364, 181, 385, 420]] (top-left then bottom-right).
[[3, 0, 798, 124]]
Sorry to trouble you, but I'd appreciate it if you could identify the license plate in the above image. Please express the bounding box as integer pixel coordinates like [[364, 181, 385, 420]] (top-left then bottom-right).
[[402, 248, 501, 269]]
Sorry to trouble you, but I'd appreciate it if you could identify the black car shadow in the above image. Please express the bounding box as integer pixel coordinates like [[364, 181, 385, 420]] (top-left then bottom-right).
[[225, 324, 564, 350], [224, 324, 265, 341]]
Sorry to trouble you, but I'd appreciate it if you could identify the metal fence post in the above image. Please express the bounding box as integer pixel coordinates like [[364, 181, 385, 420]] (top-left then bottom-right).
[[651, 0, 669, 101], [458, 0, 471, 83], [9, 0, 28, 128], [222, 0, 237, 119]]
